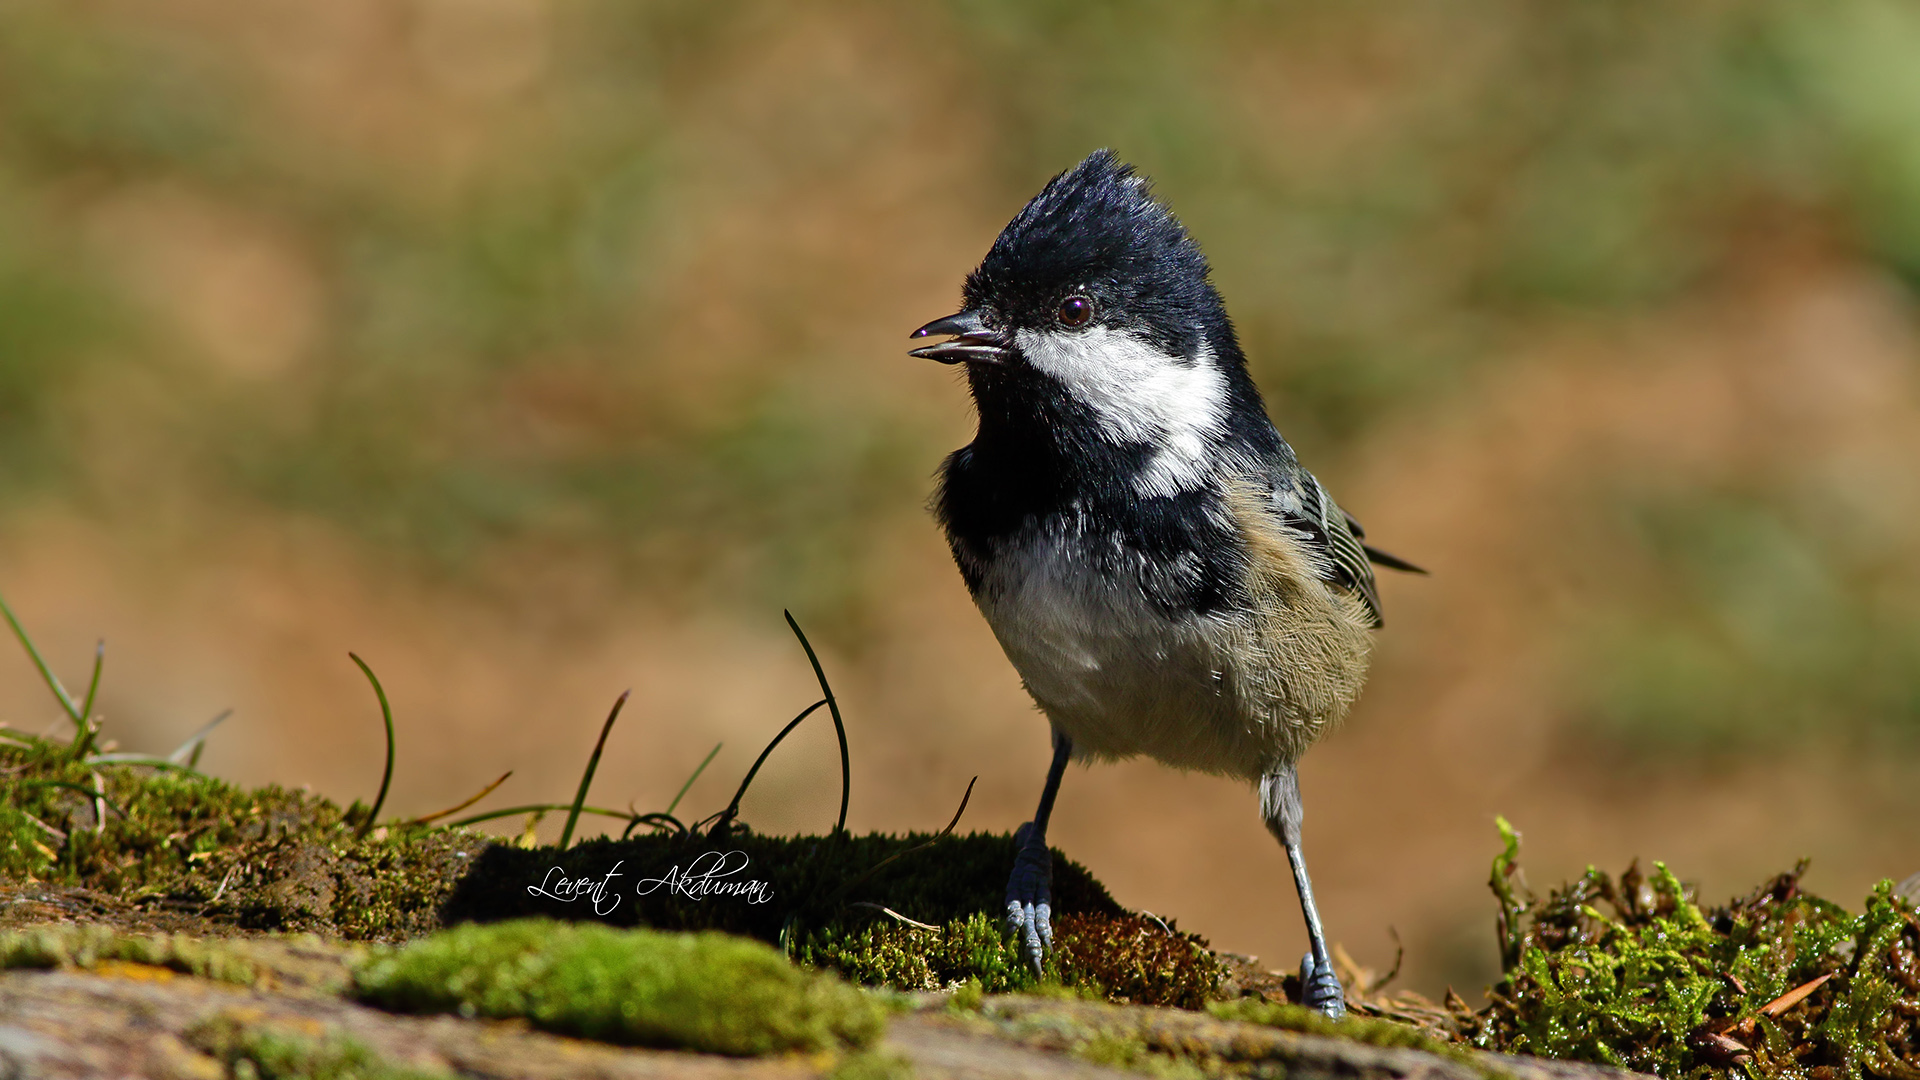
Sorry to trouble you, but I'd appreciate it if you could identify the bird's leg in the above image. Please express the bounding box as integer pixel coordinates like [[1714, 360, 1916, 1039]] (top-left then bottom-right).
[[1261, 763, 1345, 1018], [1007, 728, 1072, 975]]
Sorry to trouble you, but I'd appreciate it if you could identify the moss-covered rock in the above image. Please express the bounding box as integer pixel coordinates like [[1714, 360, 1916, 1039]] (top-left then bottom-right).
[[0, 730, 1221, 1008], [0, 732, 475, 941], [353, 918, 887, 1055]]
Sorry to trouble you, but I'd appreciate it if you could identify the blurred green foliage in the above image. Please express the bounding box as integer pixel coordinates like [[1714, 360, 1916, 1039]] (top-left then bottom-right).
[[1, 1, 1919, 751], [1584, 484, 1920, 755]]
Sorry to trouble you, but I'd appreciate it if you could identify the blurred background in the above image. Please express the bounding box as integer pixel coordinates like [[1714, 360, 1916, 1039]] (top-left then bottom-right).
[[2, 0, 1919, 997]]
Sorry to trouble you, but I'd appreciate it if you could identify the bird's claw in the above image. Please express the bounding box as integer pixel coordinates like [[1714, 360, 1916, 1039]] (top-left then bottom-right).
[[1006, 898, 1052, 975], [1299, 951, 1346, 1019], [1005, 821, 1054, 975]]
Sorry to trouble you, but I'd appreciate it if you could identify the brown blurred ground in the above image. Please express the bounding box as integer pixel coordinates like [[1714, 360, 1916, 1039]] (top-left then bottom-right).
[[2, 1, 1918, 998]]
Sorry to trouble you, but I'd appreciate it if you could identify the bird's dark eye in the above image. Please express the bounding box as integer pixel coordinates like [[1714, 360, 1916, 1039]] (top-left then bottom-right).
[[1056, 295, 1094, 329]]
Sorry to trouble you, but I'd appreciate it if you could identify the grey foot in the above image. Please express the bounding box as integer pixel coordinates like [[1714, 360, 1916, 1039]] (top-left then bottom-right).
[[1300, 951, 1346, 1019], [1005, 820, 1054, 975]]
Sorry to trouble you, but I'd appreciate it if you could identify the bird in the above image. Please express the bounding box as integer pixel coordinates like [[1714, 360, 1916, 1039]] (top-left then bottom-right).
[[908, 149, 1424, 1018]]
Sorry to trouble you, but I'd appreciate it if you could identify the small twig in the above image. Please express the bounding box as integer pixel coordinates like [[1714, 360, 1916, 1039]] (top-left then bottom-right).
[[208, 865, 237, 904], [785, 612, 850, 834], [849, 902, 940, 931], [89, 771, 107, 833], [560, 691, 630, 851], [347, 653, 397, 840], [1367, 928, 1406, 995], [21, 811, 67, 843], [1760, 973, 1833, 1017], [410, 771, 513, 826], [1139, 910, 1174, 936]]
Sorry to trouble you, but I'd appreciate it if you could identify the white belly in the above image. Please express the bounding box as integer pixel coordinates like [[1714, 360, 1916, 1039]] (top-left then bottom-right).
[[975, 540, 1286, 779]]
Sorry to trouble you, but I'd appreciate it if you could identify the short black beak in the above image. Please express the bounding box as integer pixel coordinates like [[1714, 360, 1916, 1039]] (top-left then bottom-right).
[[909, 309, 1010, 365]]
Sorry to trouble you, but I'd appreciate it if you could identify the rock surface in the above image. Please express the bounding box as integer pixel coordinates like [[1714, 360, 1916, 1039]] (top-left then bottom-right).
[[0, 919, 1654, 1080]]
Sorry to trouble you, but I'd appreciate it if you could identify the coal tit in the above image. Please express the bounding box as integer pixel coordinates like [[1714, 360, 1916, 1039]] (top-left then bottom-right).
[[910, 150, 1422, 1017]]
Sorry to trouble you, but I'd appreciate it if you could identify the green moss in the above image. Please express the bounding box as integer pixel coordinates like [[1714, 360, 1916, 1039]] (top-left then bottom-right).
[[793, 909, 1218, 1008], [352, 918, 885, 1055], [185, 1012, 451, 1080], [0, 732, 479, 941], [797, 911, 1036, 996], [0, 923, 258, 984], [1471, 825, 1920, 1079]]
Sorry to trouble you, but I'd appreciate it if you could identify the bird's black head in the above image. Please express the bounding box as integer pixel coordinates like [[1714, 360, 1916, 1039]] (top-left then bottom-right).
[[911, 150, 1235, 368], [911, 151, 1278, 502]]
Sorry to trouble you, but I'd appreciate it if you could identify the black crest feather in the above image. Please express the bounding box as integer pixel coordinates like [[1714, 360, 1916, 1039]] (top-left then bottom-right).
[[963, 150, 1222, 359]]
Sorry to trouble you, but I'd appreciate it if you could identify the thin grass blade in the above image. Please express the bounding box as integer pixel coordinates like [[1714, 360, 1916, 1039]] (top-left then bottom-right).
[[621, 811, 687, 839], [79, 640, 104, 720], [16, 779, 128, 819], [666, 741, 722, 818], [448, 802, 636, 829], [784, 611, 849, 834], [559, 691, 630, 850], [0, 589, 82, 723], [167, 709, 233, 766], [348, 653, 397, 840], [410, 770, 512, 826], [85, 753, 201, 773], [66, 640, 106, 760], [710, 698, 826, 838]]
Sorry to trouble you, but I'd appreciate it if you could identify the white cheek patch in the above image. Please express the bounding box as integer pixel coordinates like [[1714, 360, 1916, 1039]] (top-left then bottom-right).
[[1016, 325, 1228, 498]]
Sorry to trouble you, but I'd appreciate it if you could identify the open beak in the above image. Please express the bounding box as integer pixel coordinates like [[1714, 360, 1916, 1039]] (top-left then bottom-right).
[[909, 309, 1010, 365]]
